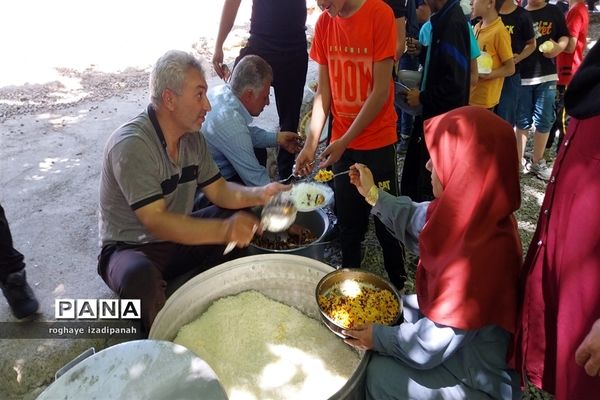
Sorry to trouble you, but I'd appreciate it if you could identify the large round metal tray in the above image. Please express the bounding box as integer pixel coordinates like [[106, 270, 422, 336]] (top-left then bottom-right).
[[149, 254, 369, 400], [37, 340, 227, 400]]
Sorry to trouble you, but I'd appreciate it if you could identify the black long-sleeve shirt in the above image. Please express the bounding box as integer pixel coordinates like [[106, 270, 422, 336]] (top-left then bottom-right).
[[419, 0, 471, 119]]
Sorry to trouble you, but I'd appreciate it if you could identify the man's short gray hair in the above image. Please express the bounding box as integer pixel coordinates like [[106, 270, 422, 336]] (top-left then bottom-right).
[[149, 50, 206, 108], [230, 55, 273, 97]]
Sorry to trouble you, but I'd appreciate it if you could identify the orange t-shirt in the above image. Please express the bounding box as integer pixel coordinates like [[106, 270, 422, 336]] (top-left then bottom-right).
[[310, 0, 397, 150]]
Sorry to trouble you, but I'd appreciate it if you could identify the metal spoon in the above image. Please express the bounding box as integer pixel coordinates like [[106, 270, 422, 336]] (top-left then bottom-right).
[[260, 192, 297, 232], [278, 160, 317, 184], [314, 169, 350, 183], [223, 193, 297, 255]]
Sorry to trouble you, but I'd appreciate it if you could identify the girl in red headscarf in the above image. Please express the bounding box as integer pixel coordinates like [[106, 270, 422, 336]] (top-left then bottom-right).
[[346, 106, 522, 399]]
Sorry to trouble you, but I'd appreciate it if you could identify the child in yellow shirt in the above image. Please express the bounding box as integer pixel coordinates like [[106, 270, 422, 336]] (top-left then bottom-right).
[[470, 0, 515, 109]]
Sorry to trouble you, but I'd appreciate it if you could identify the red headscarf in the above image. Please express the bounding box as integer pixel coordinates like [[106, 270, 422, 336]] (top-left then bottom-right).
[[418, 106, 522, 333]]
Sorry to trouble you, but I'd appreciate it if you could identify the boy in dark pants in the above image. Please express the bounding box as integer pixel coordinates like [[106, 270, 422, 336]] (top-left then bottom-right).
[[495, 0, 536, 125], [403, 0, 472, 201], [547, 0, 588, 152], [295, 0, 407, 289]]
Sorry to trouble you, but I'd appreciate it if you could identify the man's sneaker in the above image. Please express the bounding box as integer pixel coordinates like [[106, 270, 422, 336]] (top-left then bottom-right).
[[528, 159, 552, 181], [0, 270, 39, 319]]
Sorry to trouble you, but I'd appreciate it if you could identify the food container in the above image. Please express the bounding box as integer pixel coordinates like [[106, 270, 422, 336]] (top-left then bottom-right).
[[249, 207, 330, 261], [290, 182, 334, 212], [37, 340, 228, 400], [316, 269, 403, 338], [538, 40, 554, 53], [477, 51, 493, 74], [150, 254, 369, 400], [394, 69, 422, 116]]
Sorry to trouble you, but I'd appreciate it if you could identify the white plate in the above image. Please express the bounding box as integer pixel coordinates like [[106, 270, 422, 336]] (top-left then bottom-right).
[[291, 182, 334, 212]]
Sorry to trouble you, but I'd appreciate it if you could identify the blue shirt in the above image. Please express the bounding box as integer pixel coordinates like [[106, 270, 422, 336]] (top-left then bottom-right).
[[419, 20, 481, 59], [201, 85, 277, 186]]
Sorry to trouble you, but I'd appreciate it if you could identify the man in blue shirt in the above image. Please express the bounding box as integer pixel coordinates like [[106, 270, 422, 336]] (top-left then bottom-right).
[[202, 55, 301, 187]]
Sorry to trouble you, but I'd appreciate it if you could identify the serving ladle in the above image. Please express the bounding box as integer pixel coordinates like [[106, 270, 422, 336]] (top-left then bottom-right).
[[259, 192, 298, 232], [223, 192, 298, 255]]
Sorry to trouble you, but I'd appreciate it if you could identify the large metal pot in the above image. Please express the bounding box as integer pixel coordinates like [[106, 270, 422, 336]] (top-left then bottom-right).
[[37, 340, 228, 400], [150, 254, 368, 400], [249, 208, 330, 261]]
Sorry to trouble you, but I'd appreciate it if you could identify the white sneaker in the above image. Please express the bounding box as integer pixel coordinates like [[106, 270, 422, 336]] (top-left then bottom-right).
[[528, 159, 552, 181], [521, 157, 529, 174]]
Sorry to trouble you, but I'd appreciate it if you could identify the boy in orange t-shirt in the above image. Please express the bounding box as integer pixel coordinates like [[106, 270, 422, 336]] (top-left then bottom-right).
[[470, 0, 515, 109], [295, 0, 406, 289]]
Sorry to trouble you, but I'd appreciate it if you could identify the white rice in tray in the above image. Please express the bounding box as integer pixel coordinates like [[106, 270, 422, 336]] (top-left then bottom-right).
[[174, 290, 361, 400], [290, 182, 333, 211]]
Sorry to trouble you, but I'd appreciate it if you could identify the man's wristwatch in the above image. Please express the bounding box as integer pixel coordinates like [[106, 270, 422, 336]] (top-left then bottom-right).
[[365, 185, 379, 207]]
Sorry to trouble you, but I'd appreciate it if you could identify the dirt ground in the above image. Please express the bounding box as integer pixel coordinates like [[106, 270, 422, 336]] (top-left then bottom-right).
[[0, 2, 598, 398]]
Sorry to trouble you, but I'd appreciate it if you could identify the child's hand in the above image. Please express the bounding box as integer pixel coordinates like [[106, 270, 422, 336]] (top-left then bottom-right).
[[406, 37, 421, 56], [320, 140, 346, 168], [407, 88, 421, 107], [542, 39, 562, 59], [294, 148, 315, 177]]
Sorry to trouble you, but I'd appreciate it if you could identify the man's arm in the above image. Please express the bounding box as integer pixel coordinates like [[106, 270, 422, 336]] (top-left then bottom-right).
[[134, 198, 255, 246], [201, 177, 286, 209], [213, 0, 242, 78], [134, 178, 287, 247], [218, 127, 273, 186], [204, 108, 273, 186], [248, 126, 277, 149]]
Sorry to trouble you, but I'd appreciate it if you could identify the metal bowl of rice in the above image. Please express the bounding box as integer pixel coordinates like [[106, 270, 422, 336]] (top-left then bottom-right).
[[316, 269, 403, 338]]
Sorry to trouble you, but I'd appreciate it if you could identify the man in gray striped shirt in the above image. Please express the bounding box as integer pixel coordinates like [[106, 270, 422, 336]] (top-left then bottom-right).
[[98, 50, 288, 332]]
